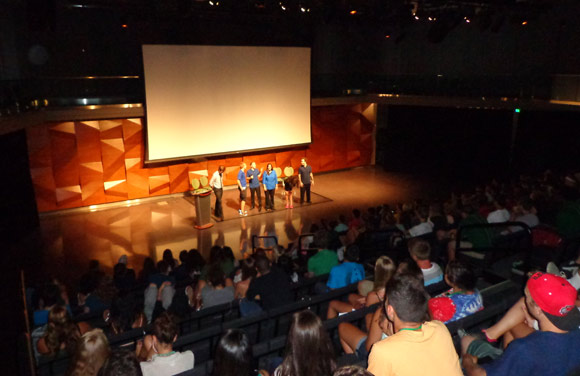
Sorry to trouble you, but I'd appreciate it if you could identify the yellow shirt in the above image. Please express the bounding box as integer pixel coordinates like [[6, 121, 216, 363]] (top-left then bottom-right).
[[367, 320, 462, 376]]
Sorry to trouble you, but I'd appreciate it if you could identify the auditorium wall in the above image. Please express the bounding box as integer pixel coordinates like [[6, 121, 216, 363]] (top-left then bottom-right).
[[27, 104, 375, 212]]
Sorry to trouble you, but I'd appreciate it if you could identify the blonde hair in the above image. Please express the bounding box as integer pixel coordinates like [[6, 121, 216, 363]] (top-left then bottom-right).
[[373, 256, 396, 291], [67, 329, 110, 376]]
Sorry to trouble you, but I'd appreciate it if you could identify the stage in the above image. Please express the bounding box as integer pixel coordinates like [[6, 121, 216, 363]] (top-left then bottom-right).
[[31, 166, 433, 286]]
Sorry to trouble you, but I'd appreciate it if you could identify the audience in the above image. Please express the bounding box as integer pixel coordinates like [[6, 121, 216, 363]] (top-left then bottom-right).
[[428, 260, 483, 323], [212, 329, 269, 376], [36, 305, 90, 358], [307, 231, 339, 277], [101, 349, 143, 376], [138, 312, 194, 376], [462, 272, 580, 376], [242, 255, 293, 315], [66, 328, 110, 376], [408, 238, 443, 286], [327, 245, 365, 290], [274, 310, 336, 376], [367, 273, 463, 376]]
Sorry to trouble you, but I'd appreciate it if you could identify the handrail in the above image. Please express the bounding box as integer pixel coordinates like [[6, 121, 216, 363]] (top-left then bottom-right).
[[21, 270, 37, 376], [251, 235, 278, 252]]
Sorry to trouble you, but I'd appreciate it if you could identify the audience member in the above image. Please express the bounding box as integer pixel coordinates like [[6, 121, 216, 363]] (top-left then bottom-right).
[[333, 365, 373, 376], [274, 310, 336, 376], [487, 196, 510, 224], [234, 257, 258, 299], [212, 329, 269, 376], [428, 260, 483, 323], [139, 312, 194, 376], [36, 305, 90, 358], [101, 348, 143, 376], [367, 273, 463, 376], [243, 255, 293, 315], [327, 245, 365, 290], [408, 238, 443, 286], [408, 206, 433, 237], [462, 272, 580, 376], [307, 231, 338, 277], [198, 264, 235, 309], [66, 328, 110, 376]]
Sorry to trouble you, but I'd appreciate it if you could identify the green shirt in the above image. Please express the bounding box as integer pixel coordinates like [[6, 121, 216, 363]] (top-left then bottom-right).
[[307, 249, 338, 276]]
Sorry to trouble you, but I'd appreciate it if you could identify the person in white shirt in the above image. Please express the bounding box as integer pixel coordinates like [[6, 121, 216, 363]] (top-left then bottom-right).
[[408, 206, 434, 237], [487, 196, 510, 224], [139, 313, 194, 376], [209, 165, 225, 221]]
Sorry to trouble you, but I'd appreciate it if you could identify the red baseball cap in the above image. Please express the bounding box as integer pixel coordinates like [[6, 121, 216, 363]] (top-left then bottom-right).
[[527, 272, 580, 331]]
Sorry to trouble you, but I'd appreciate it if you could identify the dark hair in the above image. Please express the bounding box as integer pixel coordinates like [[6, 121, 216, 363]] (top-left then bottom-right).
[[141, 258, 156, 279], [152, 312, 178, 345], [344, 245, 360, 262], [209, 245, 224, 264], [38, 283, 62, 308], [445, 260, 476, 291], [179, 250, 188, 263], [157, 260, 170, 274], [254, 255, 271, 275], [222, 246, 235, 262], [396, 258, 423, 283], [188, 249, 206, 270], [408, 238, 431, 260], [277, 310, 336, 376], [207, 264, 226, 288], [100, 348, 143, 376], [241, 258, 257, 281], [314, 230, 331, 249], [353, 209, 361, 218], [386, 273, 429, 323], [162, 249, 176, 269], [212, 329, 252, 376], [333, 365, 373, 376]]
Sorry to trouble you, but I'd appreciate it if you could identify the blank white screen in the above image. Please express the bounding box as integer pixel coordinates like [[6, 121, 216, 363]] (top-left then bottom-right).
[[142, 45, 311, 162]]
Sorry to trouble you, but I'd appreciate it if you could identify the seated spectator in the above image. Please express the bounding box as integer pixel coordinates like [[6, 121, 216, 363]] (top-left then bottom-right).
[[198, 264, 234, 309], [274, 310, 336, 376], [33, 280, 70, 327], [101, 348, 143, 376], [461, 272, 580, 376], [487, 196, 510, 224], [171, 250, 192, 283], [137, 257, 157, 287], [327, 256, 395, 319], [138, 312, 194, 376], [408, 206, 433, 237], [408, 238, 443, 286], [327, 245, 365, 290], [337, 303, 393, 363], [510, 198, 539, 230], [307, 231, 338, 277], [234, 257, 258, 299], [367, 273, 463, 376], [242, 255, 293, 315], [358, 255, 396, 298], [335, 215, 349, 234], [149, 260, 176, 288], [144, 261, 176, 322], [67, 328, 110, 376], [428, 260, 483, 323], [162, 249, 178, 271], [36, 305, 90, 358], [212, 329, 269, 376], [104, 297, 146, 336], [113, 255, 136, 295]]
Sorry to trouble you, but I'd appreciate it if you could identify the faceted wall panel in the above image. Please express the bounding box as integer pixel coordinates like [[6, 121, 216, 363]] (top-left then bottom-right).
[[27, 105, 374, 212]]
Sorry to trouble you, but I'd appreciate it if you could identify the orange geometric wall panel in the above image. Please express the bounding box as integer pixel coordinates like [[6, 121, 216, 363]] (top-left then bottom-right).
[[27, 105, 375, 212]]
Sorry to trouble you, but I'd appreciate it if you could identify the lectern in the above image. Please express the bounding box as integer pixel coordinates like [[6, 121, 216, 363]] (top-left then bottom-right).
[[193, 187, 213, 229]]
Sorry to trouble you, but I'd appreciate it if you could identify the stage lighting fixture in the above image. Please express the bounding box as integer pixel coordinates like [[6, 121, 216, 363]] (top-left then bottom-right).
[[350, 10, 357, 15], [522, 20, 528, 25]]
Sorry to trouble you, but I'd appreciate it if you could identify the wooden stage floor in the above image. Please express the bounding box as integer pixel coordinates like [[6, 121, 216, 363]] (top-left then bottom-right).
[[31, 166, 431, 285]]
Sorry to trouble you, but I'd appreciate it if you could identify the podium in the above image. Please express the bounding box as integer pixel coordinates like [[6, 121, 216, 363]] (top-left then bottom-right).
[[192, 188, 214, 229]]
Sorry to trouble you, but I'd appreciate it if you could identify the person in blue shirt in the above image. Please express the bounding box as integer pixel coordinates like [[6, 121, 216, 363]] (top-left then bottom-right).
[[246, 162, 262, 212], [237, 162, 248, 216], [462, 272, 580, 376], [262, 163, 278, 211], [327, 245, 365, 290]]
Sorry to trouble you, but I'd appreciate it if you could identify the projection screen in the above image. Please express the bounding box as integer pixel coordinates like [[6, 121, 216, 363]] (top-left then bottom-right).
[[142, 45, 312, 162]]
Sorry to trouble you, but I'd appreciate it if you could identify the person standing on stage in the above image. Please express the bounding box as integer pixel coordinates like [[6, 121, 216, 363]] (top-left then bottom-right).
[[209, 165, 225, 221], [246, 162, 263, 212], [298, 157, 314, 204], [262, 163, 278, 211], [237, 162, 248, 216]]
